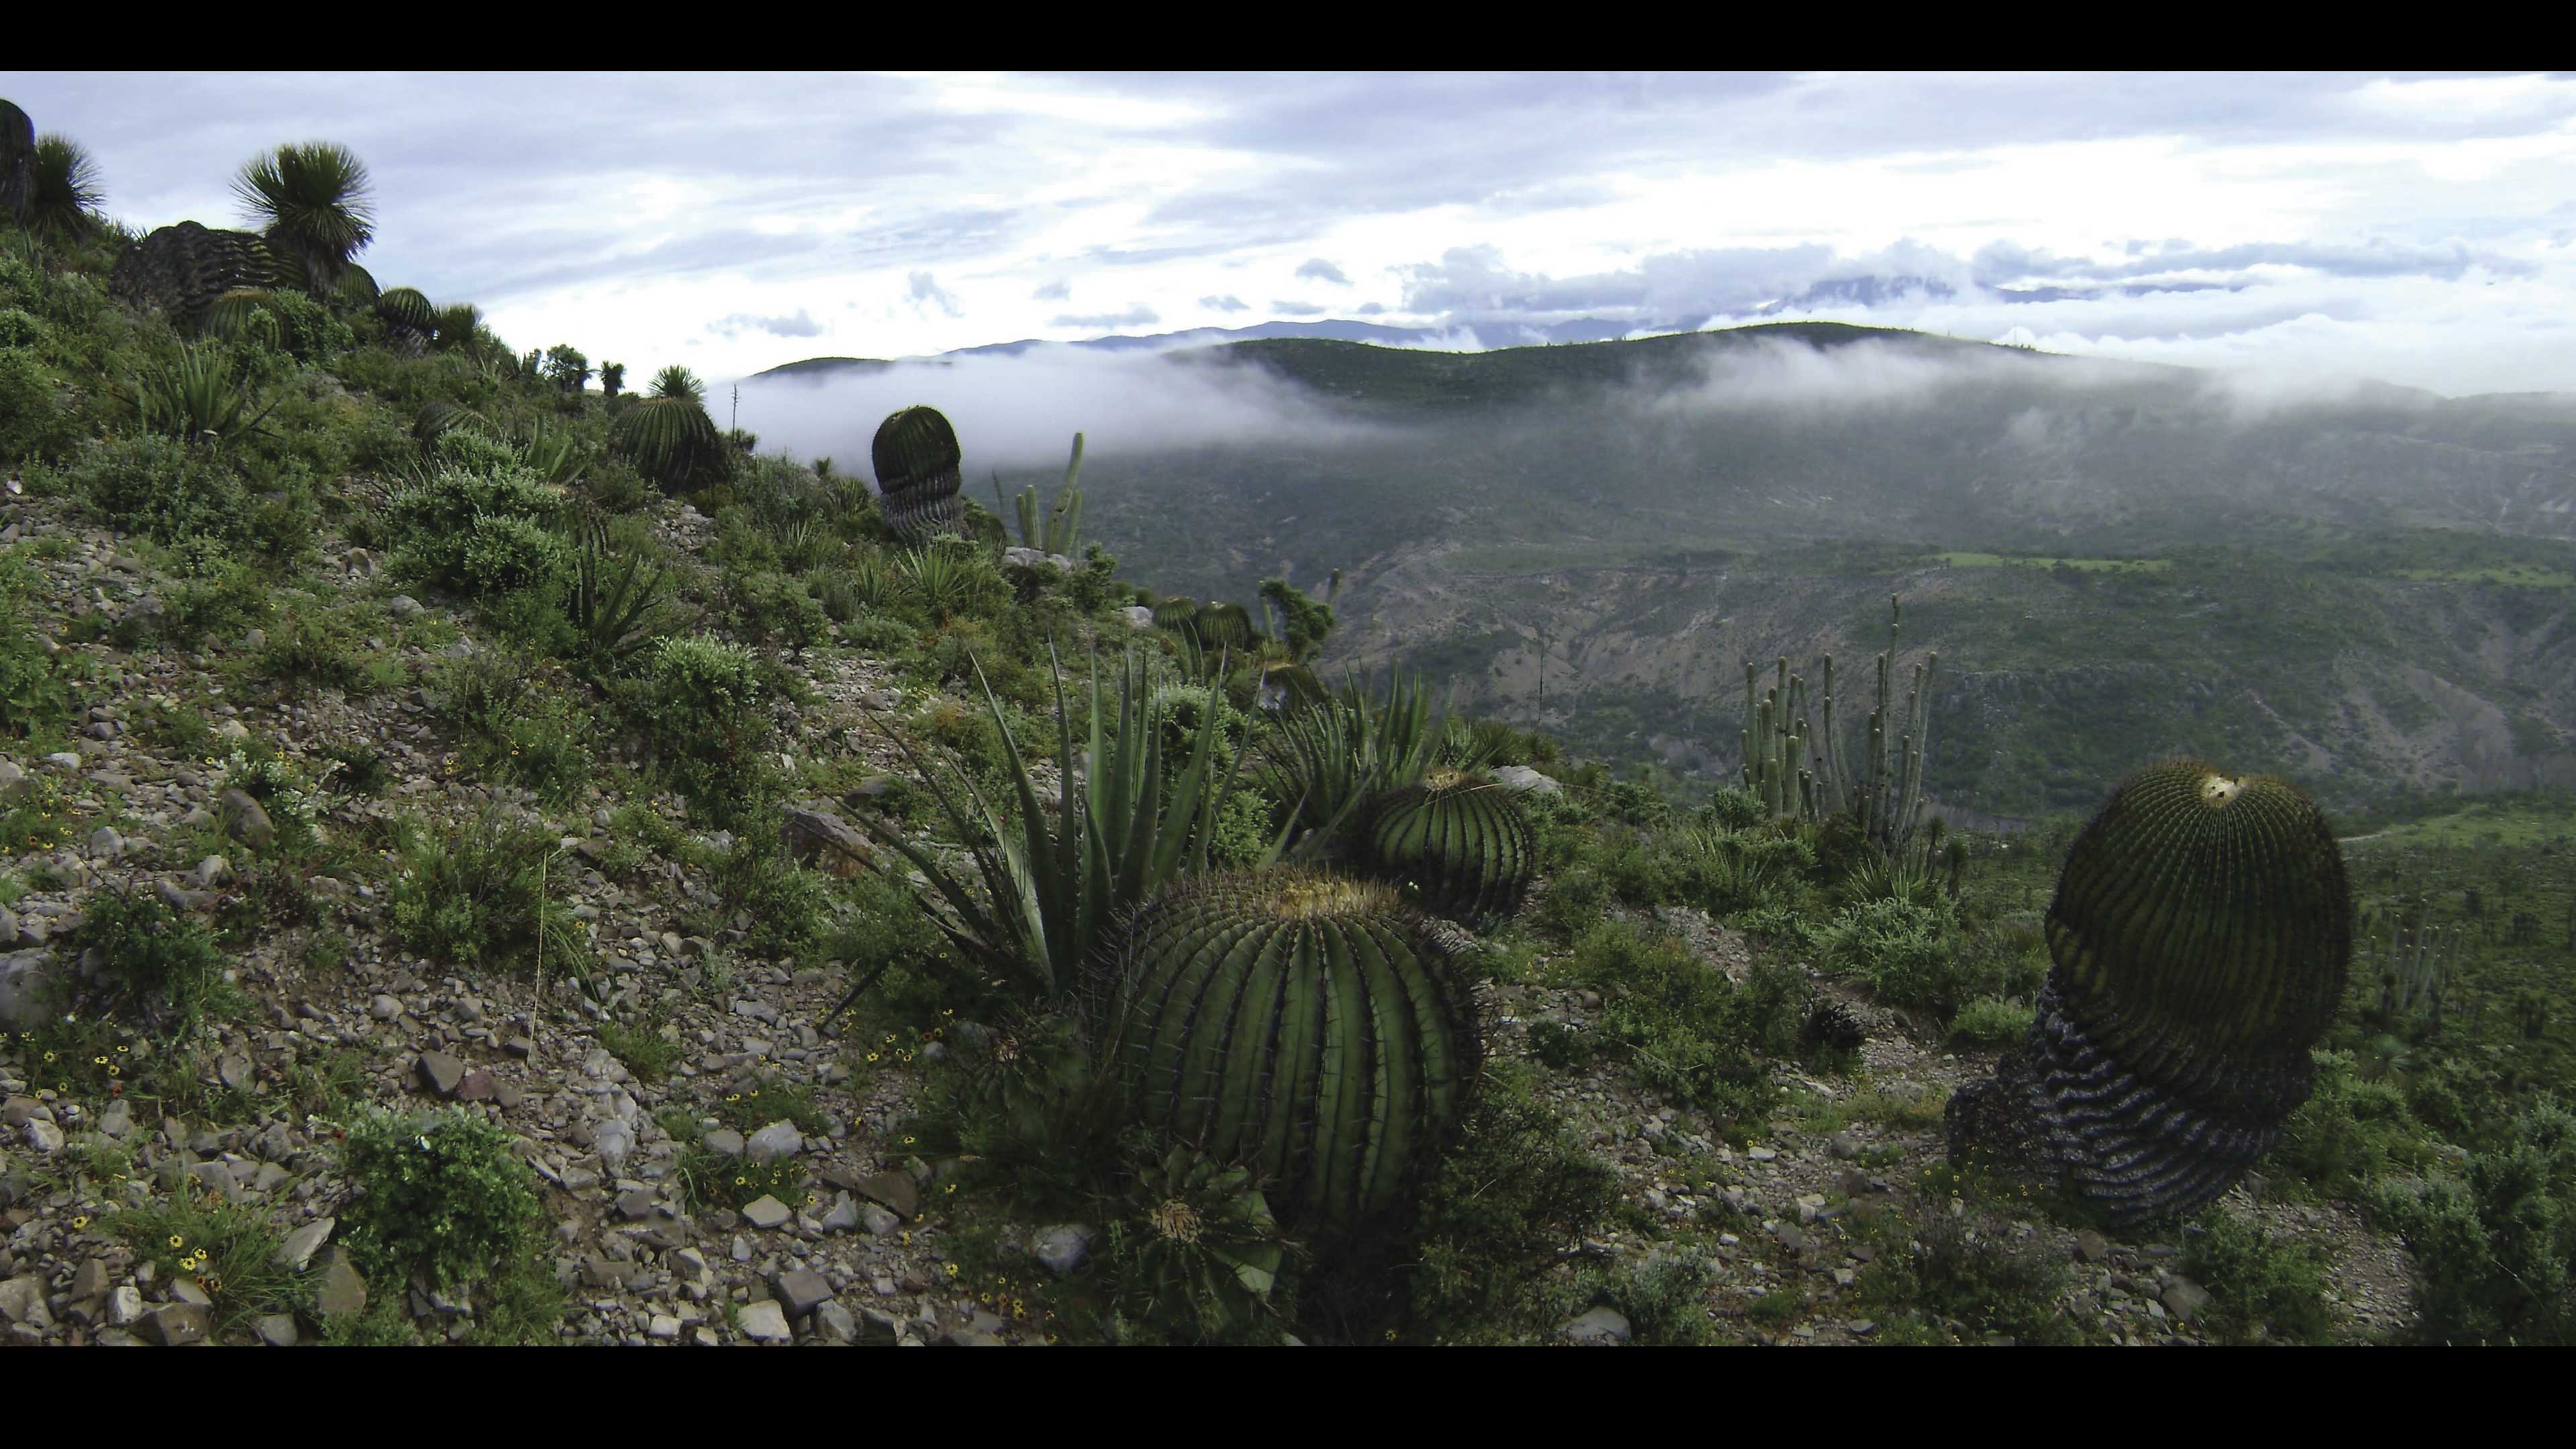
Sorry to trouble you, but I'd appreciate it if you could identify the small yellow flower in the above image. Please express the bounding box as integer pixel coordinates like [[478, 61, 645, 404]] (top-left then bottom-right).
[[940, 1008, 953, 1017], [866, 1052, 879, 1062], [115, 1044, 127, 1053], [902, 1136, 916, 1145], [1386, 1329, 1399, 1342], [978, 1292, 991, 1305], [735, 1177, 747, 1187], [944, 1182, 957, 1195], [168, 1235, 184, 1248], [106, 1065, 118, 1077], [70, 1216, 87, 1229], [42, 1051, 54, 1063], [944, 1263, 958, 1277], [725, 1093, 741, 1102]]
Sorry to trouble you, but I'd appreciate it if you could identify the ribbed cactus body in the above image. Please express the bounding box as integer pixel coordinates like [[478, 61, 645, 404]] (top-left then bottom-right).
[[1193, 601, 1258, 652], [109, 221, 294, 327], [871, 405, 965, 543], [376, 286, 435, 334], [1947, 758, 2351, 1224], [1151, 597, 1200, 633], [1, 101, 33, 228], [1362, 767, 1536, 930], [1103, 871, 1482, 1237]]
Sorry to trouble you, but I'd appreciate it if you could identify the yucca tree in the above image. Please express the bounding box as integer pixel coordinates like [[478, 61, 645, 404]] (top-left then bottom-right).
[[28, 134, 105, 246], [433, 303, 482, 352], [231, 142, 376, 294], [649, 364, 704, 402]]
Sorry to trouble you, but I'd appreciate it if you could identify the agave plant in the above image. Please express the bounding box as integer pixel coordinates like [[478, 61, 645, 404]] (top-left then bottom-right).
[[231, 142, 376, 294], [518, 416, 591, 486], [565, 522, 677, 679], [28, 133, 105, 246], [903, 538, 1000, 618], [135, 343, 282, 447], [413, 400, 495, 452], [197, 289, 289, 350], [1260, 671, 1441, 855], [837, 647, 1279, 1011]]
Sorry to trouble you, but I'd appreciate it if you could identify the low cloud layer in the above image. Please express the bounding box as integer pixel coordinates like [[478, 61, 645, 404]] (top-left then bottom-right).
[[740, 344, 1398, 478]]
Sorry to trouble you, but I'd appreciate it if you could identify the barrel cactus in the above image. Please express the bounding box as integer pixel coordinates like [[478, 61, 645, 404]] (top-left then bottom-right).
[[1362, 767, 1536, 930], [1945, 758, 2351, 1225], [1099, 871, 1483, 1241], [109, 221, 294, 327], [0, 100, 33, 228], [616, 369, 725, 490], [871, 405, 965, 544], [376, 286, 435, 354]]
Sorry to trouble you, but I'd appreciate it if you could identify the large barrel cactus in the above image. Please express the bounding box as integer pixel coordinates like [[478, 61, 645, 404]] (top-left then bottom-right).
[[376, 286, 435, 354], [1946, 758, 2351, 1225], [1, 101, 37, 228], [1362, 767, 1537, 930], [1100, 871, 1483, 1240], [109, 221, 294, 327], [871, 405, 965, 544]]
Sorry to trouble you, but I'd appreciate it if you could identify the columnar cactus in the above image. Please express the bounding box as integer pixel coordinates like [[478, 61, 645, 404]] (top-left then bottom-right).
[[1362, 765, 1536, 930], [1946, 758, 2351, 1224], [1099, 871, 1483, 1239], [871, 405, 965, 543]]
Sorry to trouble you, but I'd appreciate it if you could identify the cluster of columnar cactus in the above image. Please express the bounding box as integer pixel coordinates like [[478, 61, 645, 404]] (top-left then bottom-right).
[[1945, 758, 2351, 1224], [1740, 595, 1933, 851]]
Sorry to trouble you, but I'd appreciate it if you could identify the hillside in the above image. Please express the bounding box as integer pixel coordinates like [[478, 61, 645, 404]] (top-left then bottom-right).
[[5, 121, 2575, 1352]]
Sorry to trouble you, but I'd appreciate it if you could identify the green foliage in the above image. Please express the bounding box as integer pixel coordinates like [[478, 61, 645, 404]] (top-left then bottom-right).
[[1001, 431, 1085, 554], [1546, 920, 1810, 1136], [633, 634, 778, 828], [113, 1195, 310, 1340], [1261, 671, 1440, 854], [28, 134, 107, 246], [387, 432, 570, 599], [2370, 1093, 2576, 1344], [1949, 994, 2037, 1046], [2180, 1205, 2337, 1344], [337, 1107, 549, 1301], [0, 586, 67, 741], [858, 647, 1266, 1002], [565, 522, 676, 678], [1257, 576, 1337, 663], [231, 142, 376, 292], [386, 808, 582, 975], [134, 342, 281, 449], [1858, 1207, 2080, 1344], [1401, 1057, 1621, 1340], [71, 885, 231, 1027], [0, 345, 74, 465]]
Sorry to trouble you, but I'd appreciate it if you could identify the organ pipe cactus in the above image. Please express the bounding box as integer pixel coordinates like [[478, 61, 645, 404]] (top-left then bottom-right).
[[1945, 757, 2351, 1225], [1099, 869, 1483, 1239], [1739, 594, 1935, 852], [996, 431, 1086, 554], [1362, 765, 1536, 930], [872, 405, 966, 544]]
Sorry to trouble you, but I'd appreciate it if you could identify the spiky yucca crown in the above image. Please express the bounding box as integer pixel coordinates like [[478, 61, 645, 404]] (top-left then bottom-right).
[[871, 406, 961, 498], [376, 286, 435, 333], [1364, 771, 1536, 930], [1103, 869, 1482, 1236], [2046, 757, 2349, 1093]]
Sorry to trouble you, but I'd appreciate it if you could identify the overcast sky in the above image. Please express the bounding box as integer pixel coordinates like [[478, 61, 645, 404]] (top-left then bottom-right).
[[7, 71, 2575, 395]]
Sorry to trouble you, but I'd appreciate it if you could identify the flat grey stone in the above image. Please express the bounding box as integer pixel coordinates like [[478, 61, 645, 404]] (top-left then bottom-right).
[[814, 1300, 858, 1343], [316, 1256, 366, 1318], [737, 1299, 792, 1342], [855, 1171, 918, 1220], [2162, 1279, 2212, 1322], [819, 1192, 861, 1232], [743, 1119, 802, 1165], [1033, 1222, 1094, 1276], [107, 1285, 146, 1326], [147, 1302, 211, 1346], [256, 1313, 298, 1347], [741, 1195, 792, 1230], [1561, 1306, 1632, 1344], [275, 1218, 335, 1272], [774, 1267, 833, 1317], [218, 788, 274, 849], [416, 1051, 465, 1096], [701, 1128, 745, 1158]]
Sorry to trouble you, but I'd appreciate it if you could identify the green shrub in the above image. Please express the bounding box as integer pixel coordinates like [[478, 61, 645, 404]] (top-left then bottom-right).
[[338, 1107, 552, 1302], [1949, 995, 2036, 1047], [386, 809, 583, 974], [1548, 921, 1807, 1136], [73, 886, 231, 1026], [1817, 896, 2037, 1018], [1858, 1208, 2079, 1344], [2181, 1205, 2337, 1344], [0, 347, 72, 464], [388, 434, 569, 598], [0, 601, 67, 741], [632, 635, 779, 828], [2370, 1093, 2576, 1345], [59, 433, 250, 543]]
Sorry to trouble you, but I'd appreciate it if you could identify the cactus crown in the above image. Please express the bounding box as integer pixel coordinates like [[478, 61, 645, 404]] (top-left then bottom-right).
[[376, 285, 435, 333], [2046, 757, 2351, 1079], [872, 405, 961, 494]]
